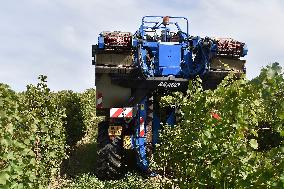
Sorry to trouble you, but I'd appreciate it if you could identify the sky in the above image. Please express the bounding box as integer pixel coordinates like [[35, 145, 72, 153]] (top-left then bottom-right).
[[0, 0, 283, 92]]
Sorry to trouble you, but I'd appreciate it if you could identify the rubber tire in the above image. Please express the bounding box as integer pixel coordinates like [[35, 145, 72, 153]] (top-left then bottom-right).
[[96, 121, 124, 180]]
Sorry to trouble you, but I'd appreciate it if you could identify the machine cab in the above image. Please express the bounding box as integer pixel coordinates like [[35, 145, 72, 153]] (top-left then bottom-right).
[[133, 16, 190, 77]]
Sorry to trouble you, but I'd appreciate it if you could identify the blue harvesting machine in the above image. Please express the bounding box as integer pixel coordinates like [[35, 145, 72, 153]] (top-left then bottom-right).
[[92, 16, 248, 179]]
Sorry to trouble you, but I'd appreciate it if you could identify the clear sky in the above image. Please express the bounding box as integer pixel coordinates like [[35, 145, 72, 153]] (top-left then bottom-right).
[[0, 0, 283, 92]]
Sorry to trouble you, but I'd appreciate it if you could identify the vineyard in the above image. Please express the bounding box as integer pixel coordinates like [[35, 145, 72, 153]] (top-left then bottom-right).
[[0, 63, 283, 188]]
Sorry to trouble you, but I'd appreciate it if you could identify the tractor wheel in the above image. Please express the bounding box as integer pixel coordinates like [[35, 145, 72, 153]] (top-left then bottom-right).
[[96, 121, 124, 180]]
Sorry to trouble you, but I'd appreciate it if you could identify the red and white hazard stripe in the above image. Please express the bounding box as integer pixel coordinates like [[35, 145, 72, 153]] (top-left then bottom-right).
[[139, 117, 145, 137], [110, 108, 133, 118], [97, 92, 103, 108]]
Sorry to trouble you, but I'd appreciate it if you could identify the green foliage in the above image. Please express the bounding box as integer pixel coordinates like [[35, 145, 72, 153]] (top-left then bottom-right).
[[61, 173, 163, 189], [252, 62, 284, 143], [55, 90, 85, 146], [0, 83, 30, 189], [54, 89, 98, 146], [22, 75, 67, 188], [55, 88, 99, 177], [0, 76, 67, 188], [156, 63, 284, 188], [1, 63, 283, 188], [79, 88, 99, 143], [0, 76, 100, 188]]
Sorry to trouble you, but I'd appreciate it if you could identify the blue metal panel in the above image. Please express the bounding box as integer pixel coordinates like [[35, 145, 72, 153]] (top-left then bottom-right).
[[133, 98, 149, 172], [242, 44, 248, 56], [159, 44, 181, 75], [132, 39, 138, 47], [136, 138, 148, 171], [166, 110, 175, 126], [152, 113, 161, 146], [98, 36, 104, 49], [143, 42, 158, 48]]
